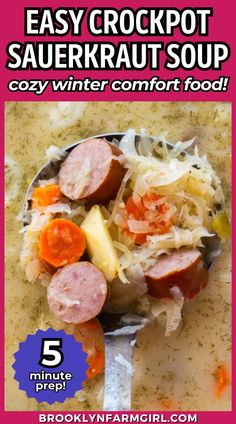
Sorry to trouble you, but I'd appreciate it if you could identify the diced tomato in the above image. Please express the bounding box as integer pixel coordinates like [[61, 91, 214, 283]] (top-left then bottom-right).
[[122, 192, 172, 245]]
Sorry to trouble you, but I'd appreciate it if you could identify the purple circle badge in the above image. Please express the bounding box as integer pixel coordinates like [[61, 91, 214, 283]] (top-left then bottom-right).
[[13, 328, 89, 404]]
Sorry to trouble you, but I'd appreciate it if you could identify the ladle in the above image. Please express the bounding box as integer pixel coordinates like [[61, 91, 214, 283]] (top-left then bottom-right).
[[23, 133, 220, 410]]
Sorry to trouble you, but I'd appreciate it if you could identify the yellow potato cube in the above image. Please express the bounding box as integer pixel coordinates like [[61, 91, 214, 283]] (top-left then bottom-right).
[[81, 205, 120, 281]]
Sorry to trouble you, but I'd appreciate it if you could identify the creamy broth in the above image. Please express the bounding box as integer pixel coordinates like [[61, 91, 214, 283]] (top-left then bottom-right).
[[5, 102, 231, 411]]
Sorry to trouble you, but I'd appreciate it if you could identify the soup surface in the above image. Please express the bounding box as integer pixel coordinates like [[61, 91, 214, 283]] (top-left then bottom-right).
[[5, 101, 231, 411]]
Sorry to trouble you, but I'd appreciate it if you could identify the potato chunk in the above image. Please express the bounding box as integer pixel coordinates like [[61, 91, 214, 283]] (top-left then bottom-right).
[[81, 205, 120, 280]]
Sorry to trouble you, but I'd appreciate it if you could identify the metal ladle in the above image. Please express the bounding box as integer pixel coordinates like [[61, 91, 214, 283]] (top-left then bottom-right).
[[23, 133, 221, 410]]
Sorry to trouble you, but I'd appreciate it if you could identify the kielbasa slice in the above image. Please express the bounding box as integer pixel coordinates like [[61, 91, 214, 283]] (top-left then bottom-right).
[[47, 261, 108, 323], [59, 138, 126, 203], [144, 248, 209, 300]]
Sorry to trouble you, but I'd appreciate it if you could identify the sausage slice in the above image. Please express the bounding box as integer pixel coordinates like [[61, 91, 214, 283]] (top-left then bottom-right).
[[144, 248, 209, 300], [47, 261, 108, 323], [59, 138, 126, 203]]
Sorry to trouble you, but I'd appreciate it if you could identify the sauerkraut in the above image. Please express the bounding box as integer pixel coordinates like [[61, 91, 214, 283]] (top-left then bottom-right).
[[45, 145, 67, 162], [20, 130, 227, 335], [107, 130, 224, 276]]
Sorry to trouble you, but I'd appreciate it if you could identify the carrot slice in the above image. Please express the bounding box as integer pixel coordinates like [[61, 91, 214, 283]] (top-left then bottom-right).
[[74, 318, 105, 380], [39, 218, 86, 268], [122, 193, 172, 244], [31, 184, 64, 208], [214, 364, 230, 398]]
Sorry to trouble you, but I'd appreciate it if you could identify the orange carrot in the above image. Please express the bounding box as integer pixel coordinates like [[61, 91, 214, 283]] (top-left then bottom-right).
[[74, 318, 105, 380], [39, 218, 86, 268], [122, 192, 172, 244], [214, 364, 230, 398], [160, 397, 178, 410], [31, 184, 64, 208]]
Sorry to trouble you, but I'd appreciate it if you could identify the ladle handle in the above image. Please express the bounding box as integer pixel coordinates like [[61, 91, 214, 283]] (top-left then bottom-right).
[[103, 334, 135, 411]]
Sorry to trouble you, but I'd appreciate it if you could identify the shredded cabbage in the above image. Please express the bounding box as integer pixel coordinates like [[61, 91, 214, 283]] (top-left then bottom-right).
[[118, 129, 137, 155], [45, 145, 67, 162], [113, 240, 133, 271], [20, 211, 52, 282], [41, 203, 71, 215], [38, 177, 58, 187], [107, 169, 131, 227], [137, 289, 184, 336], [127, 220, 154, 233], [108, 130, 224, 276], [21, 129, 226, 338], [151, 290, 184, 337]]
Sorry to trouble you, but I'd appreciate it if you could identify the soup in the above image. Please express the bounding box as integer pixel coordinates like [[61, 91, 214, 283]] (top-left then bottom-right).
[[5, 101, 231, 411]]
